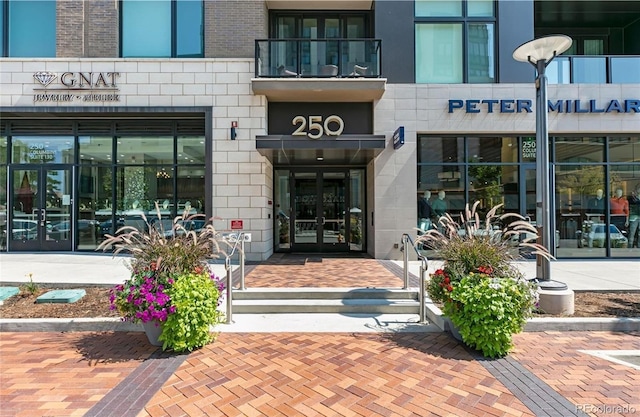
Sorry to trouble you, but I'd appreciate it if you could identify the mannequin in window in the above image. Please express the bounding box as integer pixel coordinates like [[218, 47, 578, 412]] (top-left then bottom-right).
[[418, 190, 433, 231], [586, 189, 605, 215], [610, 188, 629, 232], [431, 190, 448, 218], [628, 184, 640, 248]]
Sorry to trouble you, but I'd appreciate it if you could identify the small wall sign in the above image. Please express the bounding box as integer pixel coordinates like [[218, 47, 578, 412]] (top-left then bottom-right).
[[230, 220, 243, 230], [392, 126, 404, 150]]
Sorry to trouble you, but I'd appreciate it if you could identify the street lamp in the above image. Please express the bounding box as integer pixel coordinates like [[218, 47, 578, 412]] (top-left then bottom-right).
[[513, 35, 572, 289]]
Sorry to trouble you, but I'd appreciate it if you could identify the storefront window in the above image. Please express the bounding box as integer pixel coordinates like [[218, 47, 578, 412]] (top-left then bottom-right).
[[176, 167, 205, 215], [555, 165, 606, 258], [418, 137, 464, 163], [418, 135, 639, 259], [117, 136, 173, 165], [609, 137, 640, 163], [0, 137, 7, 251], [467, 136, 517, 163], [555, 137, 605, 163], [468, 164, 518, 215], [11, 137, 74, 164], [79, 137, 113, 165]]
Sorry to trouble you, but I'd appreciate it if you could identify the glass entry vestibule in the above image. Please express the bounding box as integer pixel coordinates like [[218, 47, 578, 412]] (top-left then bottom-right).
[[275, 168, 365, 253]]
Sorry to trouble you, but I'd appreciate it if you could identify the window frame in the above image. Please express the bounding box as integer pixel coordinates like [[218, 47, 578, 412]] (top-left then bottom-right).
[[119, 0, 204, 58], [414, 0, 497, 84], [1, 0, 57, 57]]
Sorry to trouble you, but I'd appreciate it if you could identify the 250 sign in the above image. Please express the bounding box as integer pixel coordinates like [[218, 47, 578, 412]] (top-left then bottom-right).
[[292, 115, 344, 139]]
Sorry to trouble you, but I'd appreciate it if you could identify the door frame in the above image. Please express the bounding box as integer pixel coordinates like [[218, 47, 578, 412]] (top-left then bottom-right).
[[8, 164, 74, 252], [289, 169, 350, 253]]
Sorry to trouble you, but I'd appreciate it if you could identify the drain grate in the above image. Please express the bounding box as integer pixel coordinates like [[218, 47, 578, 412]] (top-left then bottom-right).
[[580, 350, 640, 370]]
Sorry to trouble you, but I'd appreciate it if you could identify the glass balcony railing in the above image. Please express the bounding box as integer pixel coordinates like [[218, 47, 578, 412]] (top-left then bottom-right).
[[546, 55, 640, 84], [255, 39, 382, 78]]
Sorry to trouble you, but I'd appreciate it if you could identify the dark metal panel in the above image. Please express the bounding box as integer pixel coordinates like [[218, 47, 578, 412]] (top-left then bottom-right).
[[375, 0, 414, 83], [498, 0, 535, 83], [268, 102, 373, 135]]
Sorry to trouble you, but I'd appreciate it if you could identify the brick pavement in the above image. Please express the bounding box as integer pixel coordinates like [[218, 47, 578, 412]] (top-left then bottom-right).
[[1, 257, 639, 416], [238, 256, 405, 288], [2, 331, 638, 416]]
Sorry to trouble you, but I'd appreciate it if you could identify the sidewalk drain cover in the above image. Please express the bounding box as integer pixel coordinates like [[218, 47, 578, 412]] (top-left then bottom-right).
[[0, 287, 20, 303], [36, 289, 86, 304], [580, 350, 640, 370]]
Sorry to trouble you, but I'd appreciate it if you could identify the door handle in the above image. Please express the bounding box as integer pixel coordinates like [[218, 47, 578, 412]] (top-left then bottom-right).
[[40, 209, 46, 227]]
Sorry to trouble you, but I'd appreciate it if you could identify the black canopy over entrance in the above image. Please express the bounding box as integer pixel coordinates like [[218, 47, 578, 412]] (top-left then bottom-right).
[[256, 134, 385, 165]]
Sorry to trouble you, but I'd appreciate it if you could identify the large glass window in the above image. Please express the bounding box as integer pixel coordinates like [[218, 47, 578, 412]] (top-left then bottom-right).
[[416, 24, 463, 83], [11, 137, 74, 164], [0, 136, 7, 251], [417, 135, 640, 259], [5, 0, 56, 57], [415, 0, 495, 84], [121, 0, 203, 58]]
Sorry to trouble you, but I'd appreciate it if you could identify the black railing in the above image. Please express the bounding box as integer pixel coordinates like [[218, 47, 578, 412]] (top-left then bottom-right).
[[255, 38, 382, 78], [547, 55, 640, 84]]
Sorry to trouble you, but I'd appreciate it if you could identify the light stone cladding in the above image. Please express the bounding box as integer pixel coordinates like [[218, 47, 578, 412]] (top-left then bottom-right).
[[372, 83, 640, 260], [2, 58, 638, 260], [0, 58, 272, 261]]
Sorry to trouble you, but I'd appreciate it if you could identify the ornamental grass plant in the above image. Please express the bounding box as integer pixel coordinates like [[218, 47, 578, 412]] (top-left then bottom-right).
[[98, 203, 226, 352], [417, 202, 552, 358]]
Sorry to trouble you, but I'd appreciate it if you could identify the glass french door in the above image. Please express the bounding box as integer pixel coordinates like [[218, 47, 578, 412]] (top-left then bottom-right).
[[292, 170, 348, 252], [8, 165, 73, 251]]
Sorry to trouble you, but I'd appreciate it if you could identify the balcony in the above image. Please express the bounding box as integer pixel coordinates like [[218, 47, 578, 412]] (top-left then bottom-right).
[[252, 39, 386, 102], [546, 55, 640, 84]]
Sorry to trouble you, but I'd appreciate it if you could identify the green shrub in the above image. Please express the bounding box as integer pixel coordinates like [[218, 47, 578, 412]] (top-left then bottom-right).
[[98, 203, 227, 352], [443, 272, 537, 358], [419, 202, 552, 358], [161, 272, 225, 352]]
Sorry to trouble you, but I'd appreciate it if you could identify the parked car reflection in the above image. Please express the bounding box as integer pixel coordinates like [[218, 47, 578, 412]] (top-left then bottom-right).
[[48, 220, 99, 240], [11, 219, 38, 240]]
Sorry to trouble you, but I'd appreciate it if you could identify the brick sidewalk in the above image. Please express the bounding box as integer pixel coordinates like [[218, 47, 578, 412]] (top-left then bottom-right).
[[1, 331, 638, 416]]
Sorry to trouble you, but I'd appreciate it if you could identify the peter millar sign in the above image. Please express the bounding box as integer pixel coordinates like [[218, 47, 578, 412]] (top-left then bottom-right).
[[32, 71, 121, 103], [448, 98, 640, 113]]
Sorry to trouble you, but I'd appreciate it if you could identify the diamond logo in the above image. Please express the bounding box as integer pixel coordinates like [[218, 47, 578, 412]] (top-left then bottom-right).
[[33, 71, 57, 87]]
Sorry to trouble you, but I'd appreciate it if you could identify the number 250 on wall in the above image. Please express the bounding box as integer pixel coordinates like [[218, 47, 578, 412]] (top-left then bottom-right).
[[292, 115, 344, 139]]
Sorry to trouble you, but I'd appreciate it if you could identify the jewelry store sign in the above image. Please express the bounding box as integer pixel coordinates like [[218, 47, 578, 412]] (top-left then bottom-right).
[[32, 71, 121, 102]]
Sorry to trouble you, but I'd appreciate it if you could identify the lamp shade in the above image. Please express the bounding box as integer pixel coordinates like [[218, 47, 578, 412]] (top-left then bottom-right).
[[513, 35, 572, 64]]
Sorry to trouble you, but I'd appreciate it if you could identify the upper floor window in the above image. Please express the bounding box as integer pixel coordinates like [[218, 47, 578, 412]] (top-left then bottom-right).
[[1, 0, 56, 57], [120, 0, 203, 58], [415, 0, 495, 83]]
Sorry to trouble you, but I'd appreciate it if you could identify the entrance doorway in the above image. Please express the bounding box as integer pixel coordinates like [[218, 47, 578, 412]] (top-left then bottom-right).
[[275, 168, 365, 253], [8, 166, 73, 251]]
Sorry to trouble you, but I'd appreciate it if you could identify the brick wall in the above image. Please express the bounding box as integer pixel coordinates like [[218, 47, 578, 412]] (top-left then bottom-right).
[[205, 0, 267, 58], [85, 0, 119, 57], [56, 0, 84, 57]]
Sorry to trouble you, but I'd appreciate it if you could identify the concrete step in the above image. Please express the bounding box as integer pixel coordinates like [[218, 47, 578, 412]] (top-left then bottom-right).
[[232, 298, 421, 314], [231, 288, 420, 314], [232, 287, 419, 301]]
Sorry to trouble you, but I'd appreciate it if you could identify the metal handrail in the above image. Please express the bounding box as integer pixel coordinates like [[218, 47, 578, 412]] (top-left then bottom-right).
[[401, 233, 429, 323], [224, 232, 246, 324]]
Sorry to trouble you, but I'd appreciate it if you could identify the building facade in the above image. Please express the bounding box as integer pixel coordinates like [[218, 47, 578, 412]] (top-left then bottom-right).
[[1, 0, 639, 261]]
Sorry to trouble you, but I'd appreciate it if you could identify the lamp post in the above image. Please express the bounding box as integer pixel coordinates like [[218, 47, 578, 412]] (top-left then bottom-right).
[[513, 35, 572, 289]]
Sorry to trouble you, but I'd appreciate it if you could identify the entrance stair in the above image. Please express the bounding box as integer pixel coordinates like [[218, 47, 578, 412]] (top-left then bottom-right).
[[232, 288, 420, 314]]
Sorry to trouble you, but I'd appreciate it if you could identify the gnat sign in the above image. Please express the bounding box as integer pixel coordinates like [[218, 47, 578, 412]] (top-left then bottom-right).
[[33, 71, 121, 103], [448, 99, 640, 114]]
